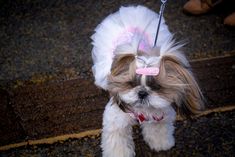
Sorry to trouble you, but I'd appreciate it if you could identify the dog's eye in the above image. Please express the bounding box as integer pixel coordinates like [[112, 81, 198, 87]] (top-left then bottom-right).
[[151, 83, 161, 90], [127, 80, 138, 87], [127, 75, 141, 87], [146, 76, 161, 90]]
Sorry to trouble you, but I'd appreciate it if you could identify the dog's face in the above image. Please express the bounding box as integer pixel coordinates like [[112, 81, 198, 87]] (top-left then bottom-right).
[[107, 50, 204, 117]]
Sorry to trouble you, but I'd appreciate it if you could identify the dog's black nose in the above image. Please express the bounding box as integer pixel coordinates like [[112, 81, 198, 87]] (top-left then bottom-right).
[[138, 90, 148, 99]]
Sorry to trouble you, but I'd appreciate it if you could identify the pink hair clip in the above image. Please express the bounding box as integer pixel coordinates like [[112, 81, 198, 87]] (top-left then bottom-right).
[[136, 67, 159, 76]]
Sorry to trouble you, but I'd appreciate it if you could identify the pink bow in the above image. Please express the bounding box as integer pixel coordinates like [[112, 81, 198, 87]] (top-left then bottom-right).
[[136, 67, 159, 76]]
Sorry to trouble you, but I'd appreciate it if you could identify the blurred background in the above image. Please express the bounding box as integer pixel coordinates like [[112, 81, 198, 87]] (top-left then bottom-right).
[[0, 0, 234, 156]]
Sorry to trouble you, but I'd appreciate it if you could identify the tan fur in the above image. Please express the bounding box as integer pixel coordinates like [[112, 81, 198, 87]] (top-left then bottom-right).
[[111, 54, 136, 76], [158, 55, 204, 116], [108, 54, 136, 93], [107, 52, 204, 117]]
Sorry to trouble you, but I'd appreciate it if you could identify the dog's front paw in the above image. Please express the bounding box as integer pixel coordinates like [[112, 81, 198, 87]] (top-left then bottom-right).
[[142, 123, 175, 152], [102, 130, 135, 157], [101, 102, 135, 157], [144, 133, 175, 151], [102, 145, 135, 157]]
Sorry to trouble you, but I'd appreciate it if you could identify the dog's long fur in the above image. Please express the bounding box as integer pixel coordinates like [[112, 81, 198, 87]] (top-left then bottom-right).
[[91, 5, 204, 157], [109, 52, 204, 116]]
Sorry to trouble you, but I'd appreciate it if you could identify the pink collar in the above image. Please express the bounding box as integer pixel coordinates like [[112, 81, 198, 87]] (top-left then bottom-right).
[[128, 111, 164, 124]]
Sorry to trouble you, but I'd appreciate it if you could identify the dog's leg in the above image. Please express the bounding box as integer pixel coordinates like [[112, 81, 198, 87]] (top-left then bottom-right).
[[141, 107, 176, 151], [141, 122, 175, 151], [101, 100, 135, 157]]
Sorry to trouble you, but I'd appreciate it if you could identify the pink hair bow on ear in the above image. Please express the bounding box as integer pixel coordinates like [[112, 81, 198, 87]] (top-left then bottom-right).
[[136, 67, 159, 76]]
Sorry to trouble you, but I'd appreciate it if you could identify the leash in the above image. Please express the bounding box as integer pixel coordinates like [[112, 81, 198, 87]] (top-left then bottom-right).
[[154, 0, 168, 47], [135, 0, 168, 76]]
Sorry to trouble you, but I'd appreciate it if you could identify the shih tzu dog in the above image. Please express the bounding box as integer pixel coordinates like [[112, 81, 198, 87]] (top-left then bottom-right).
[[91, 5, 204, 157]]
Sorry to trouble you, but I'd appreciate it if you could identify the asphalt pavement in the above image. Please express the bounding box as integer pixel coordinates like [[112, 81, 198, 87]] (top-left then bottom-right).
[[0, 0, 235, 156], [1, 111, 234, 157]]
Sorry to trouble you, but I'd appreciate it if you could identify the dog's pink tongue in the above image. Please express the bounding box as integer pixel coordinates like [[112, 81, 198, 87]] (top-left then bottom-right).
[[136, 67, 159, 76]]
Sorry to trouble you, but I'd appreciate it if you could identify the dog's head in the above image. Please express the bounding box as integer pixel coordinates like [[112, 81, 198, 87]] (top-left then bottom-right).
[[107, 46, 204, 117]]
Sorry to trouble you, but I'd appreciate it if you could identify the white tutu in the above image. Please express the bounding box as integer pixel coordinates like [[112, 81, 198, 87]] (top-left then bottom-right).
[[91, 5, 182, 90]]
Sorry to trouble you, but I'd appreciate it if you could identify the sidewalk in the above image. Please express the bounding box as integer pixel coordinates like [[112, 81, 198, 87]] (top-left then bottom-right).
[[1, 110, 234, 157], [0, 0, 235, 84], [0, 0, 235, 156]]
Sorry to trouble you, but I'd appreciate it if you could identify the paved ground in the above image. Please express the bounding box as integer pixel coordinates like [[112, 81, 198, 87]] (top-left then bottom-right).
[[0, 0, 235, 156], [0, 0, 235, 85], [0, 55, 234, 147], [1, 110, 234, 157]]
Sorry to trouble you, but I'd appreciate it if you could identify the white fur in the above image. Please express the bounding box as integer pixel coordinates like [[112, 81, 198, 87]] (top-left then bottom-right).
[[141, 120, 175, 151], [91, 5, 174, 90], [119, 87, 171, 108], [101, 99, 136, 157], [102, 98, 176, 157], [91, 5, 186, 157]]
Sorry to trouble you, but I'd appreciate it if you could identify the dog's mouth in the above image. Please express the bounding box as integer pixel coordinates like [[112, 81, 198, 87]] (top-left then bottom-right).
[[117, 95, 153, 112], [134, 98, 151, 107], [117, 89, 155, 109]]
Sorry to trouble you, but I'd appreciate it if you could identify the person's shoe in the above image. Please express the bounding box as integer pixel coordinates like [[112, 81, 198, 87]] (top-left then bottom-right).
[[224, 12, 235, 26], [183, 0, 211, 15]]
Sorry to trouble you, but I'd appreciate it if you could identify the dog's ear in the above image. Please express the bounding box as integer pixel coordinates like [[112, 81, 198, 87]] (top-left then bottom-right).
[[107, 54, 136, 92], [111, 54, 136, 76], [160, 55, 204, 117]]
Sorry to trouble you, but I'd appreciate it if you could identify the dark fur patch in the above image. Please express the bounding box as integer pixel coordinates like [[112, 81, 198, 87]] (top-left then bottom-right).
[[112, 94, 130, 113], [128, 74, 141, 87], [146, 76, 161, 90]]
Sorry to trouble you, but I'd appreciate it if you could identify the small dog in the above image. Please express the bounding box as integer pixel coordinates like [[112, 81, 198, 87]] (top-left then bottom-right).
[[91, 5, 204, 157]]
